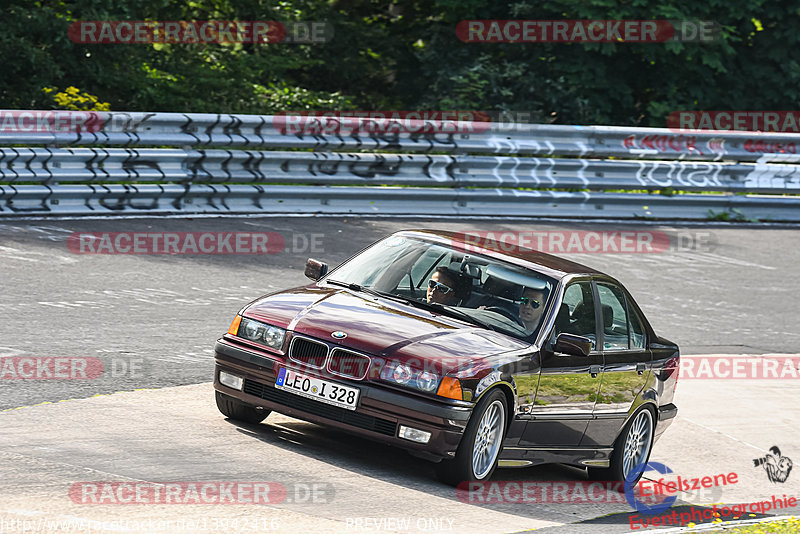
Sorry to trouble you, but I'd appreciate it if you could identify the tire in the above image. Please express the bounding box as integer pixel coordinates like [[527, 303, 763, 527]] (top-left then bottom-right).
[[436, 389, 507, 486], [588, 406, 655, 484], [215, 391, 270, 424]]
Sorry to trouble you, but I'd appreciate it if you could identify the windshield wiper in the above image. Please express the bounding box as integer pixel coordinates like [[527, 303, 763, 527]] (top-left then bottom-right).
[[326, 280, 414, 305], [326, 279, 361, 291]]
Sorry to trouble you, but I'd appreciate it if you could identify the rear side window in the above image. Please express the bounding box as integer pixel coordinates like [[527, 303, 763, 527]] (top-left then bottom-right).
[[628, 298, 646, 349], [597, 283, 629, 350]]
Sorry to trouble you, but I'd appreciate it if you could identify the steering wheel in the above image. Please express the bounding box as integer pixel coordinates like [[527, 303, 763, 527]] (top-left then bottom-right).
[[483, 306, 524, 326]]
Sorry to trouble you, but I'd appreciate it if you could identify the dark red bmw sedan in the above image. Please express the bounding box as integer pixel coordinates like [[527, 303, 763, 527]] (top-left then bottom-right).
[[213, 230, 679, 485]]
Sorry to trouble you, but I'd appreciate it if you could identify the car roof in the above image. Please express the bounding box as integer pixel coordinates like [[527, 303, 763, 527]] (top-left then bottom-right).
[[398, 229, 610, 280]]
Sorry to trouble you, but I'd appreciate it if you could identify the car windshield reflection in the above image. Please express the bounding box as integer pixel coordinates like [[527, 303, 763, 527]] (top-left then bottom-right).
[[324, 235, 556, 340]]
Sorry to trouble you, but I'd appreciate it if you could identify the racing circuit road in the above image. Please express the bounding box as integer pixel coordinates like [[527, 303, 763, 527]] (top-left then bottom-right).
[[1, 217, 799, 533]]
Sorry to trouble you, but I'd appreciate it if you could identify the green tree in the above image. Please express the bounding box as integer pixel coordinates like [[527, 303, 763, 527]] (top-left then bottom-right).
[[3, 0, 799, 127]]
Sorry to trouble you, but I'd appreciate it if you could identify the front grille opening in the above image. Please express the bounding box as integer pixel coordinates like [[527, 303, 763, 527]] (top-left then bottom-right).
[[328, 349, 370, 380], [243, 378, 397, 437], [289, 337, 329, 368]]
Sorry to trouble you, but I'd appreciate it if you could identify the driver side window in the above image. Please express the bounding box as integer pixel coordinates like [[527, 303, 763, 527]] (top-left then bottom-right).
[[551, 281, 596, 350]]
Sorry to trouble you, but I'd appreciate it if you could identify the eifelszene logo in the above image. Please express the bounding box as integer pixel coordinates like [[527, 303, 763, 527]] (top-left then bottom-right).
[[624, 461, 677, 514], [753, 446, 793, 483]]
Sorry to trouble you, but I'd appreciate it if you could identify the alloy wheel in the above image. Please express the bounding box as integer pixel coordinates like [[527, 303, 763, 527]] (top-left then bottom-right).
[[622, 409, 654, 479], [472, 400, 505, 479]]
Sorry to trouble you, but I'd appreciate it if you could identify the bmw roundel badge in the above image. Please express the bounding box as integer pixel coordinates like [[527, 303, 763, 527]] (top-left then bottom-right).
[[331, 331, 347, 339]]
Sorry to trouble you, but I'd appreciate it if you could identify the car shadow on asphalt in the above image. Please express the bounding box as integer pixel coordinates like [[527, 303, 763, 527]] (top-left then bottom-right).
[[223, 415, 632, 523]]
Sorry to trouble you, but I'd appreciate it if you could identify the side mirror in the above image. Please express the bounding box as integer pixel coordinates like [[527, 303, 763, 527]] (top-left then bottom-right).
[[554, 333, 592, 357], [304, 258, 329, 281]]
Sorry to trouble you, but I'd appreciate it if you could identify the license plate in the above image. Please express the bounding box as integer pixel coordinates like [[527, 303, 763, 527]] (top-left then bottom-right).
[[275, 367, 360, 411]]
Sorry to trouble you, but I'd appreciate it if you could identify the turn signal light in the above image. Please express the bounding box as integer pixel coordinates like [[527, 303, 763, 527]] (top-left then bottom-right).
[[227, 315, 242, 335], [436, 377, 463, 400]]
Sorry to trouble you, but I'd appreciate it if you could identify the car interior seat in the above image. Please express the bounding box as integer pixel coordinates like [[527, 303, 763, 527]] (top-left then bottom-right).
[[602, 304, 614, 333], [548, 302, 572, 346], [570, 302, 594, 336], [554, 302, 571, 334], [465, 275, 521, 316]]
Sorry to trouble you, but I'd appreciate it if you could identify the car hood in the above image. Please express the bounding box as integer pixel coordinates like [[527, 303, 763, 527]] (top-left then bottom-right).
[[243, 286, 530, 373]]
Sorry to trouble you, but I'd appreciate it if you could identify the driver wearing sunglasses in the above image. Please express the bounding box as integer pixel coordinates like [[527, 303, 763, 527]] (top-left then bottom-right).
[[426, 267, 468, 305], [519, 287, 546, 332]]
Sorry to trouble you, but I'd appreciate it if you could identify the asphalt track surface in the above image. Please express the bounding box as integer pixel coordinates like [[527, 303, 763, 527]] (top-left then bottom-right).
[[1, 217, 799, 533]]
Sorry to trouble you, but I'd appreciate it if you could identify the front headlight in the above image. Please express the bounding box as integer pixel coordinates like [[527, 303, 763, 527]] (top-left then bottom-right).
[[263, 326, 284, 348], [416, 371, 439, 393], [381, 362, 413, 385], [236, 317, 286, 350], [380, 362, 441, 393]]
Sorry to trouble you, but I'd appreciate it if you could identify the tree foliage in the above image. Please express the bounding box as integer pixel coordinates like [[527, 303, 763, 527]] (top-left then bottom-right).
[[3, 0, 799, 126]]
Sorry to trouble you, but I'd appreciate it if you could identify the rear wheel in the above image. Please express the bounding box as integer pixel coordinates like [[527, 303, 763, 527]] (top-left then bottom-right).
[[215, 391, 270, 424], [436, 389, 507, 486], [588, 406, 655, 483]]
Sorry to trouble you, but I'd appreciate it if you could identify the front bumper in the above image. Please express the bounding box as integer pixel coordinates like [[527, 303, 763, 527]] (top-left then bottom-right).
[[213, 339, 472, 460]]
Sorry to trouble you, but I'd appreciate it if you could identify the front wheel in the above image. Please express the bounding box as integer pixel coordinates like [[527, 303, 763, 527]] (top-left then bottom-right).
[[589, 406, 655, 483], [436, 389, 507, 486], [215, 391, 270, 424]]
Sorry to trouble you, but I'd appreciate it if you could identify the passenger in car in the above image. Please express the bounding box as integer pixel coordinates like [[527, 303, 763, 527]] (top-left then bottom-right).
[[519, 287, 547, 333], [426, 267, 470, 306]]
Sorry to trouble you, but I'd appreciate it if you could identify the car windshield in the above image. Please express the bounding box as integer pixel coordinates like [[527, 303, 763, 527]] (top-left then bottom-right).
[[325, 235, 556, 340]]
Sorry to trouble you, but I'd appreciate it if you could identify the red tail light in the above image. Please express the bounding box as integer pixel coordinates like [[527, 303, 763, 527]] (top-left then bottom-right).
[[664, 355, 680, 393]]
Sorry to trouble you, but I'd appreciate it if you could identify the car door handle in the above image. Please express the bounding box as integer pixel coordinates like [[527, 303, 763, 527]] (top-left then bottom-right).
[[636, 363, 647, 375], [589, 365, 601, 378]]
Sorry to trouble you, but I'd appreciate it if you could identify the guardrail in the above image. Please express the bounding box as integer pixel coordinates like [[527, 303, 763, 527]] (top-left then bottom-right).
[[1, 111, 799, 220]]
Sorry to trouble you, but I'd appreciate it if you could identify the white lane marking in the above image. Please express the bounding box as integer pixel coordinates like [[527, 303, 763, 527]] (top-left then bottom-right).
[[30, 225, 73, 233], [0, 346, 26, 357], [679, 417, 765, 453], [0, 246, 40, 262], [688, 251, 776, 270], [0, 245, 79, 264], [0, 449, 158, 481]]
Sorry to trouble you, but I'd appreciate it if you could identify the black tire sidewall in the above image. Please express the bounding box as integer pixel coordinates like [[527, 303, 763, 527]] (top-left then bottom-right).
[[215, 391, 269, 424], [451, 388, 508, 483], [610, 406, 655, 484]]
